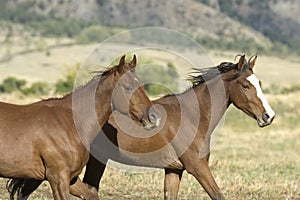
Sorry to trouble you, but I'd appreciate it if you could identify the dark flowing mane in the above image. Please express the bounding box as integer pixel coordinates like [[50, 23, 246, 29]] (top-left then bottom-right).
[[160, 62, 237, 99], [92, 63, 120, 79], [187, 55, 254, 87], [71, 63, 120, 94], [187, 62, 236, 87], [41, 63, 121, 102]]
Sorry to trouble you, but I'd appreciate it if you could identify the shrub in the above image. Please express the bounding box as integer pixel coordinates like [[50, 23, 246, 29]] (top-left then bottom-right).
[[0, 77, 26, 93], [96, 0, 107, 6], [75, 26, 111, 44], [55, 72, 76, 94], [136, 63, 179, 96], [22, 82, 51, 96], [281, 84, 300, 94]]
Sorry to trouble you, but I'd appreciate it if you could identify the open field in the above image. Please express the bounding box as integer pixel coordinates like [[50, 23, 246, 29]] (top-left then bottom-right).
[[1, 42, 300, 85], [0, 92, 299, 200], [0, 43, 299, 199]]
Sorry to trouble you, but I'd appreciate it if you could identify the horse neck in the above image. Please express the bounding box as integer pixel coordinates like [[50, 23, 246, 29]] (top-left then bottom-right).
[[71, 75, 114, 146], [183, 76, 231, 133]]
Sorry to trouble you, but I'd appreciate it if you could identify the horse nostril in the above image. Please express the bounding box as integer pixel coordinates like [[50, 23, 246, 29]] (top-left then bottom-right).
[[262, 113, 270, 122], [148, 106, 161, 126], [148, 107, 155, 123], [149, 113, 157, 123]]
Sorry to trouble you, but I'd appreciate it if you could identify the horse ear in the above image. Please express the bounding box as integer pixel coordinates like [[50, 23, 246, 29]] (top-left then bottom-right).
[[129, 55, 137, 73], [249, 54, 257, 70], [237, 55, 246, 71], [118, 55, 126, 72], [130, 54, 137, 67], [119, 55, 126, 66]]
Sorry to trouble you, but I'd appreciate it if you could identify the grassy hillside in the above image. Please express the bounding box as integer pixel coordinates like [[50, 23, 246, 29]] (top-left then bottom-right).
[[210, 0, 300, 55], [0, 0, 299, 55]]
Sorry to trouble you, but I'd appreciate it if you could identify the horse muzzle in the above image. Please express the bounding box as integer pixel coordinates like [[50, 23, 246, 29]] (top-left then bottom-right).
[[142, 106, 161, 130], [257, 112, 275, 127]]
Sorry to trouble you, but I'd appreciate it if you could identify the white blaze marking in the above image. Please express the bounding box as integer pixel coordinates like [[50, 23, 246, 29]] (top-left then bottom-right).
[[247, 74, 275, 118]]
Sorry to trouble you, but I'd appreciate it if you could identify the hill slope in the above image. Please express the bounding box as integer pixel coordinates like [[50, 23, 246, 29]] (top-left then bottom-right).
[[1, 0, 299, 54], [209, 0, 300, 53]]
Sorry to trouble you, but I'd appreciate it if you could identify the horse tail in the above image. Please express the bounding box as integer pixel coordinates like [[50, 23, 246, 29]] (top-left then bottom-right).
[[6, 178, 26, 200]]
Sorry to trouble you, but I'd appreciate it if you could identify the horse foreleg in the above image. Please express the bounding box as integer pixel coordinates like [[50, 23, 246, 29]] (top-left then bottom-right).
[[164, 169, 183, 200], [46, 169, 70, 200], [83, 154, 107, 191], [69, 177, 100, 200], [181, 154, 225, 200]]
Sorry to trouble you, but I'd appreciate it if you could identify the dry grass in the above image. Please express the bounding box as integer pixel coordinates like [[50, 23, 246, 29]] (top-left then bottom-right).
[[1, 42, 300, 85], [99, 94, 297, 199], [0, 92, 299, 199]]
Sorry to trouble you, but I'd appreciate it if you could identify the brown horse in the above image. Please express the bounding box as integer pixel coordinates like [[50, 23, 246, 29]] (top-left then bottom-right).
[[13, 55, 275, 200], [82, 55, 275, 200], [1, 55, 160, 200]]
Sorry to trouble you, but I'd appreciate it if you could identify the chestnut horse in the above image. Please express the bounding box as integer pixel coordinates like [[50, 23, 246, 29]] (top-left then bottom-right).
[[2, 55, 160, 200], [12, 55, 275, 200]]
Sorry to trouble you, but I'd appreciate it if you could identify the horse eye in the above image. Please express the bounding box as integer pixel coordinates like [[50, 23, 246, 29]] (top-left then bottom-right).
[[242, 84, 250, 90], [124, 86, 133, 92]]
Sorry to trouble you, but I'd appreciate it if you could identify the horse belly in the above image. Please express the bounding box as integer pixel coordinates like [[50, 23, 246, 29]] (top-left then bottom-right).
[[0, 135, 45, 179], [0, 156, 45, 179], [0, 161, 45, 180], [117, 145, 184, 169]]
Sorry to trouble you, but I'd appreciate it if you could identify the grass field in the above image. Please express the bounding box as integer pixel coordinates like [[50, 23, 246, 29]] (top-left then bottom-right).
[[0, 44, 299, 199], [0, 93, 299, 200]]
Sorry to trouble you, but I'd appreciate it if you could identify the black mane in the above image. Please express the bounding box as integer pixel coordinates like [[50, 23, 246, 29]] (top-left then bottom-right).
[[187, 62, 237, 87], [187, 55, 254, 87], [47, 63, 121, 101], [91, 63, 120, 80]]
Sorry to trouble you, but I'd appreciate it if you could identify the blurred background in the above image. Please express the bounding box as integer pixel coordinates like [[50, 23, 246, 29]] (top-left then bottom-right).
[[0, 0, 299, 199]]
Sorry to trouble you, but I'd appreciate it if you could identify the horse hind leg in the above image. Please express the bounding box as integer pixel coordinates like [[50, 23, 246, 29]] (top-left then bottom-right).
[[183, 157, 225, 200], [12, 177, 100, 200], [6, 178, 43, 200], [18, 179, 43, 200]]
